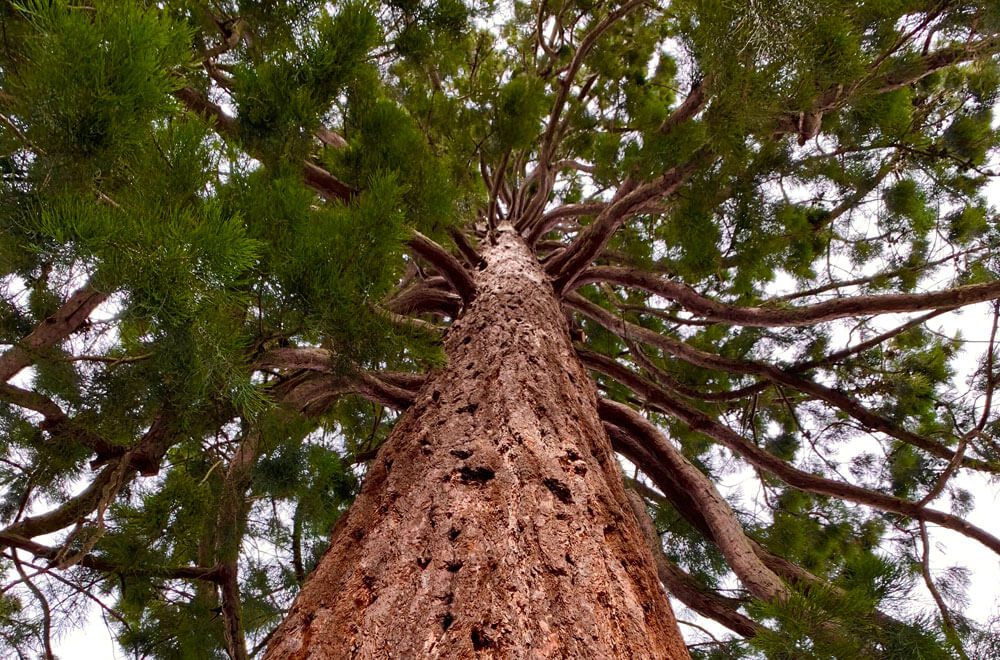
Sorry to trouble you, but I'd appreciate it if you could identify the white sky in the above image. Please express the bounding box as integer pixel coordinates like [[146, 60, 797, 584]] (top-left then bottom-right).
[[10, 12, 1000, 659]]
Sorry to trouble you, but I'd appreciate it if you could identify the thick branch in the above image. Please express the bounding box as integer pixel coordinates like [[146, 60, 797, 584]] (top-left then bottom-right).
[[583, 352, 1000, 554], [623, 487, 763, 639], [408, 231, 477, 305], [627, 474, 906, 632], [599, 400, 789, 603], [258, 348, 419, 412], [386, 280, 462, 317], [447, 227, 487, 270], [1, 414, 174, 544], [0, 284, 108, 383], [658, 78, 709, 135]]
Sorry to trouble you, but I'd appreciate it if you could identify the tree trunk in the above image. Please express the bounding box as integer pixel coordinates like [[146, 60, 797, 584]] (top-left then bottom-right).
[[266, 226, 689, 658]]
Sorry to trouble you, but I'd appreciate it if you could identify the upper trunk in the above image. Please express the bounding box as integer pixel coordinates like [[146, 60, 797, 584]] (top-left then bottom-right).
[[266, 226, 689, 658]]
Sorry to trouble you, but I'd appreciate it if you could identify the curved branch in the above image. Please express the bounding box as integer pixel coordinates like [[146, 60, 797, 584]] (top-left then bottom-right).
[[0, 384, 126, 465], [569, 294, 992, 470], [408, 231, 477, 305], [772, 35, 1000, 141], [526, 202, 606, 245], [584, 353, 1000, 554], [0, 283, 108, 383], [386, 281, 462, 317], [259, 348, 419, 413], [623, 487, 763, 639], [574, 266, 1000, 327], [632, 474, 906, 627], [599, 401, 789, 603], [1, 414, 174, 544]]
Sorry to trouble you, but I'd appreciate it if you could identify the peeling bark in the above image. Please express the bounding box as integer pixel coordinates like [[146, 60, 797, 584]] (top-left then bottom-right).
[[266, 226, 689, 659]]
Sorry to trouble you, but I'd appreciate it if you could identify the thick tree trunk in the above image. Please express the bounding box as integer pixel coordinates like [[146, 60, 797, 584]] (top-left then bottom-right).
[[266, 226, 689, 658]]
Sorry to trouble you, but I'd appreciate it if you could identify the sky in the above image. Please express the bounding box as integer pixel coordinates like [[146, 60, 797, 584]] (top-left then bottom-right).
[[6, 12, 1000, 659]]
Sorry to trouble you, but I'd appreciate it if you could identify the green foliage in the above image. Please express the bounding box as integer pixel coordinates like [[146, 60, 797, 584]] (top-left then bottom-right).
[[1, 0, 998, 657], [10, 0, 193, 177], [493, 76, 548, 150]]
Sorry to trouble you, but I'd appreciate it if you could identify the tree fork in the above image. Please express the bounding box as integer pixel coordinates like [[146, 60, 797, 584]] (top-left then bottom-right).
[[266, 226, 689, 658]]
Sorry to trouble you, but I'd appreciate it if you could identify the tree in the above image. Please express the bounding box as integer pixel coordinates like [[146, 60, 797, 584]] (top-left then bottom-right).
[[1, 0, 1000, 656]]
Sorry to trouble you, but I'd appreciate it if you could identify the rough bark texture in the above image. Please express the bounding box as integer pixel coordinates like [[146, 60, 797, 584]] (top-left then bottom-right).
[[266, 226, 689, 658]]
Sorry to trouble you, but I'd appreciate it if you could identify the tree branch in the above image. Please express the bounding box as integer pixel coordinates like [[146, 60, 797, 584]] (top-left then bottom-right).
[[0, 283, 108, 383], [386, 280, 462, 317], [573, 266, 1000, 327], [599, 400, 790, 603], [408, 231, 478, 305], [569, 294, 993, 470], [174, 86, 355, 203], [258, 348, 419, 412], [583, 352, 1000, 554], [546, 153, 707, 293], [0, 532, 223, 582], [622, 486, 763, 639]]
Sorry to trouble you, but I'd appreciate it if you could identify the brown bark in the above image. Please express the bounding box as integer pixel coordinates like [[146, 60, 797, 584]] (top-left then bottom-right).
[[583, 350, 1000, 554], [573, 265, 1000, 327], [569, 294, 992, 471], [266, 226, 689, 658], [0, 283, 108, 383]]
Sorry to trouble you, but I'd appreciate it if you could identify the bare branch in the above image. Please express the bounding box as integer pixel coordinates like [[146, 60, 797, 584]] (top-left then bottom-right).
[[214, 429, 260, 660], [11, 551, 54, 660], [599, 400, 790, 603], [408, 231, 478, 305], [918, 521, 970, 660], [573, 266, 1000, 327]]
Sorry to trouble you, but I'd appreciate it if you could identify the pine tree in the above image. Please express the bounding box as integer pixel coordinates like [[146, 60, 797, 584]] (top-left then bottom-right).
[[1, 0, 1000, 657]]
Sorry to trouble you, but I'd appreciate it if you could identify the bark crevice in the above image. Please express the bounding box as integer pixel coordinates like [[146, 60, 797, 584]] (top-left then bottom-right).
[[266, 226, 689, 659]]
